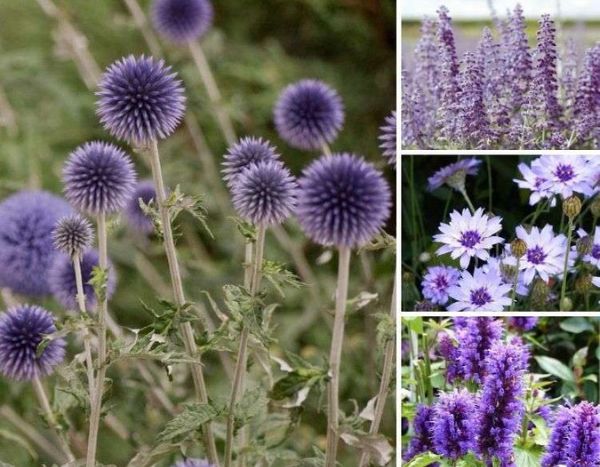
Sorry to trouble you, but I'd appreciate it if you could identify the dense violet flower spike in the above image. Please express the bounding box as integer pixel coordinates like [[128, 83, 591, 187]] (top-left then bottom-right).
[[565, 402, 600, 466], [574, 44, 600, 142], [0, 191, 73, 296], [172, 459, 214, 467], [438, 332, 461, 382], [456, 51, 490, 147], [49, 250, 117, 311], [436, 6, 460, 140], [413, 18, 439, 102], [53, 214, 94, 257], [421, 265, 460, 305], [431, 389, 478, 459], [97, 55, 186, 145], [403, 404, 436, 461], [427, 158, 481, 192], [125, 180, 157, 235], [378, 111, 396, 167], [508, 317, 538, 332], [455, 317, 503, 382], [433, 207, 503, 269], [152, 0, 214, 43], [231, 160, 298, 226], [0, 305, 65, 381], [542, 405, 573, 467], [505, 4, 532, 110], [296, 153, 391, 247], [63, 141, 137, 215], [274, 79, 344, 151], [222, 137, 280, 188]]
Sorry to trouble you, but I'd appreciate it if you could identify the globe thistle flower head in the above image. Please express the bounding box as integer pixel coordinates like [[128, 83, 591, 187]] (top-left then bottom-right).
[[0, 191, 73, 296], [421, 265, 460, 305], [0, 305, 65, 381], [274, 79, 345, 151], [152, 0, 214, 43], [97, 55, 186, 145], [431, 389, 478, 459], [63, 141, 137, 215], [447, 266, 512, 311], [125, 180, 157, 235], [403, 404, 435, 462], [427, 158, 481, 192], [231, 160, 297, 226], [53, 215, 94, 257], [49, 250, 117, 311], [296, 153, 391, 248], [172, 459, 214, 467], [222, 137, 280, 188], [379, 111, 396, 168]]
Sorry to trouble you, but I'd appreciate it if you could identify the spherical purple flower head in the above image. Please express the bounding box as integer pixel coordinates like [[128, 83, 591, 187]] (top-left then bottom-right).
[[447, 267, 512, 311], [431, 389, 478, 459], [565, 402, 600, 466], [296, 153, 391, 247], [97, 56, 186, 145], [456, 317, 503, 383], [274, 79, 345, 151], [477, 340, 529, 466], [403, 404, 436, 462], [172, 458, 214, 467], [434, 207, 503, 270], [427, 158, 481, 192], [0, 305, 65, 381], [125, 180, 157, 235], [222, 137, 280, 189], [231, 160, 297, 226], [542, 405, 573, 467], [507, 317, 538, 332], [378, 111, 396, 168], [421, 265, 460, 306], [53, 214, 94, 258], [63, 141, 137, 215], [0, 191, 73, 296], [49, 249, 117, 311], [152, 0, 214, 44]]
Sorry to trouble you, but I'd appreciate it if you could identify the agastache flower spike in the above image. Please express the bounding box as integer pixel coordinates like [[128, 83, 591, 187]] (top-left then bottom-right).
[[431, 389, 478, 459], [456, 51, 490, 147], [403, 404, 436, 462], [455, 317, 503, 382]]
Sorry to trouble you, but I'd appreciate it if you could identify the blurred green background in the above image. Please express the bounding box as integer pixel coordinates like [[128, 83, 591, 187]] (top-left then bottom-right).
[[0, 0, 396, 465]]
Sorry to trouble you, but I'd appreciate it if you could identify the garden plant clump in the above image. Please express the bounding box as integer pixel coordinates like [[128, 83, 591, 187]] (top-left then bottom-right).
[[403, 154, 600, 311], [0, 0, 396, 466], [401, 316, 600, 466], [402, 3, 600, 149]]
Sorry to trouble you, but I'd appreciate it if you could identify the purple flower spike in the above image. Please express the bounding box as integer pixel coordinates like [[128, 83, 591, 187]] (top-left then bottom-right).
[[296, 153, 391, 248], [0, 305, 65, 381], [63, 141, 137, 215], [456, 52, 490, 147], [172, 459, 215, 467], [542, 405, 574, 467], [274, 79, 344, 151], [379, 111, 396, 168], [231, 160, 298, 226], [222, 137, 280, 188], [508, 317, 538, 332], [574, 44, 600, 142], [152, 0, 214, 43], [97, 55, 186, 145], [403, 404, 435, 462], [456, 317, 503, 383], [125, 180, 157, 235], [565, 402, 600, 466], [0, 191, 73, 296], [436, 6, 460, 140], [505, 4, 532, 110]]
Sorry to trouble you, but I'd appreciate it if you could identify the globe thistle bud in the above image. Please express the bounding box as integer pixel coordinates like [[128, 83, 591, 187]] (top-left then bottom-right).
[[125, 180, 157, 235], [531, 279, 550, 310], [222, 137, 280, 188], [378, 110, 396, 168], [591, 196, 600, 218], [575, 274, 593, 295], [0, 305, 65, 380], [274, 79, 344, 151], [152, 0, 214, 44], [63, 141, 137, 215], [296, 153, 391, 247], [562, 195, 582, 219], [576, 235, 593, 256], [511, 238, 528, 258], [559, 296, 573, 311], [172, 459, 214, 467], [53, 215, 94, 257]]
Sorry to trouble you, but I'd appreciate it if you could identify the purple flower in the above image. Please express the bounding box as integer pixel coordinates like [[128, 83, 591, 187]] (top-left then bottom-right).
[[378, 111, 396, 167], [447, 267, 512, 311], [514, 159, 557, 207], [456, 317, 503, 383], [49, 249, 117, 311], [515, 225, 570, 285], [574, 44, 600, 143], [97, 56, 186, 145], [421, 265, 460, 305], [477, 340, 529, 465], [274, 79, 344, 151], [431, 389, 478, 459], [0, 191, 73, 296], [456, 51, 490, 147], [172, 459, 214, 467], [413, 18, 440, 103], [565, 402, 600, 466], [152, 0, 214, 43], [296, 153, 391, 247], [505, 4, 532, 111], [434, 208, 503, 270], [436, 6, 460, 140], [427, 158, 481, 192], [222, 137, 280, 188], [401, 72, 430, 148], [53, 214, 94, 257], [0, 305, 65, 381], [125, 180, 157, 235], [537, 155, 593, 199], [438, 332, 461, 382], [231, 160, 297, 226], [63, 141, 137, 215], [542, 405, 573, 467], [507, 317, 538, 332], [404, 404, 435, 461]]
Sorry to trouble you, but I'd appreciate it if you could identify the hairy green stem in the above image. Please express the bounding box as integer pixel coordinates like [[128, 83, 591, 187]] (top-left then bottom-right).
[[560, 218, 574, 308], [459, 188, 476, 213], [510, 256, 521, 311]]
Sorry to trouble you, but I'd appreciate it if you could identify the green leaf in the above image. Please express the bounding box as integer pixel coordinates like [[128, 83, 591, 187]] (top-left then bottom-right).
[[572, 346, 588, 368], [261, 259, 304, 296], [0, 429, 37, 461], [456, 453, 485, 466], [235, 387, 268, 431], [514, 446, 542, 467], [405, 316, 424, 334], [89, 265, 109, 303], [157, 402, 223, 443], [534, 356, 575, 382], [530, 415, 550, 446], [404, 452, 443, 467], [560, 317, 594, 334]]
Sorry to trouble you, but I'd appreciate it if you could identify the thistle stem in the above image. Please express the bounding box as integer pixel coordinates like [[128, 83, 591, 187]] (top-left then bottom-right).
[[147, 140, 219, 465], [324, 246, 351, 467], [32, 377, 75, 463], [560, 218, 573, 307]]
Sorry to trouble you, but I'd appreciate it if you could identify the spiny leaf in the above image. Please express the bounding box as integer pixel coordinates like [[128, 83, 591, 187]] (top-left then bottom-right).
[[89, 265, 109, 303], [261, 259, 304, 296], [157, 402, 223, 443]]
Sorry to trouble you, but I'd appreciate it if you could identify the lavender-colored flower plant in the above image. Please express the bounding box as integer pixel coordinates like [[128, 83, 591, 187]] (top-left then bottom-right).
[[404, 404, 436, 461], [456, 51, 490, 147], [125, 180, 157, 235], [574, 44, 600, 143], [53, 215, 94, 258], [378, 110, 396, 167], [436, 6, 460, 140], [564, 402, 600, 466], [455, 317, 503, 382], [505, 4, 532, 111], [152, 0, 214, 43], [421, 265, 460, 305], [222, 137, 280, 188]]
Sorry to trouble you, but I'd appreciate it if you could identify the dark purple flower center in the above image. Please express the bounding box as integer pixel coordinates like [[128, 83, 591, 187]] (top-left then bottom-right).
[[534, 177, 546, 189], [434, 275, 449, 290], [554, 164, 575, 182], [470, 287, 492, 307], [527, 246, 547, 265], [460, 230, 481, 248], [592, 244, 600, 260]]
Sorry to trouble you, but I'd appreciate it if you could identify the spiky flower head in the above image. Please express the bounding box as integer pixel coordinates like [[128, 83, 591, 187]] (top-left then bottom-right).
[[0, 305, 65, 381], [274, 79, 344, 151], [231, 160, 298, 226], [379, 110, 396, 168], [152, 0, 214, 43], [222, 137, 280, 188], [63, 141, 137, 215], [454, 317, 503, 383], [125, 180, 157, 235], [403, 404, 435, 462], [97, 55, 186, 145], [49, 250, 117, 311], [296, 153, 391, 247], [172, 458, 214, 467], [53, 215, 94, 257], [0, 191, 73, 296]]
